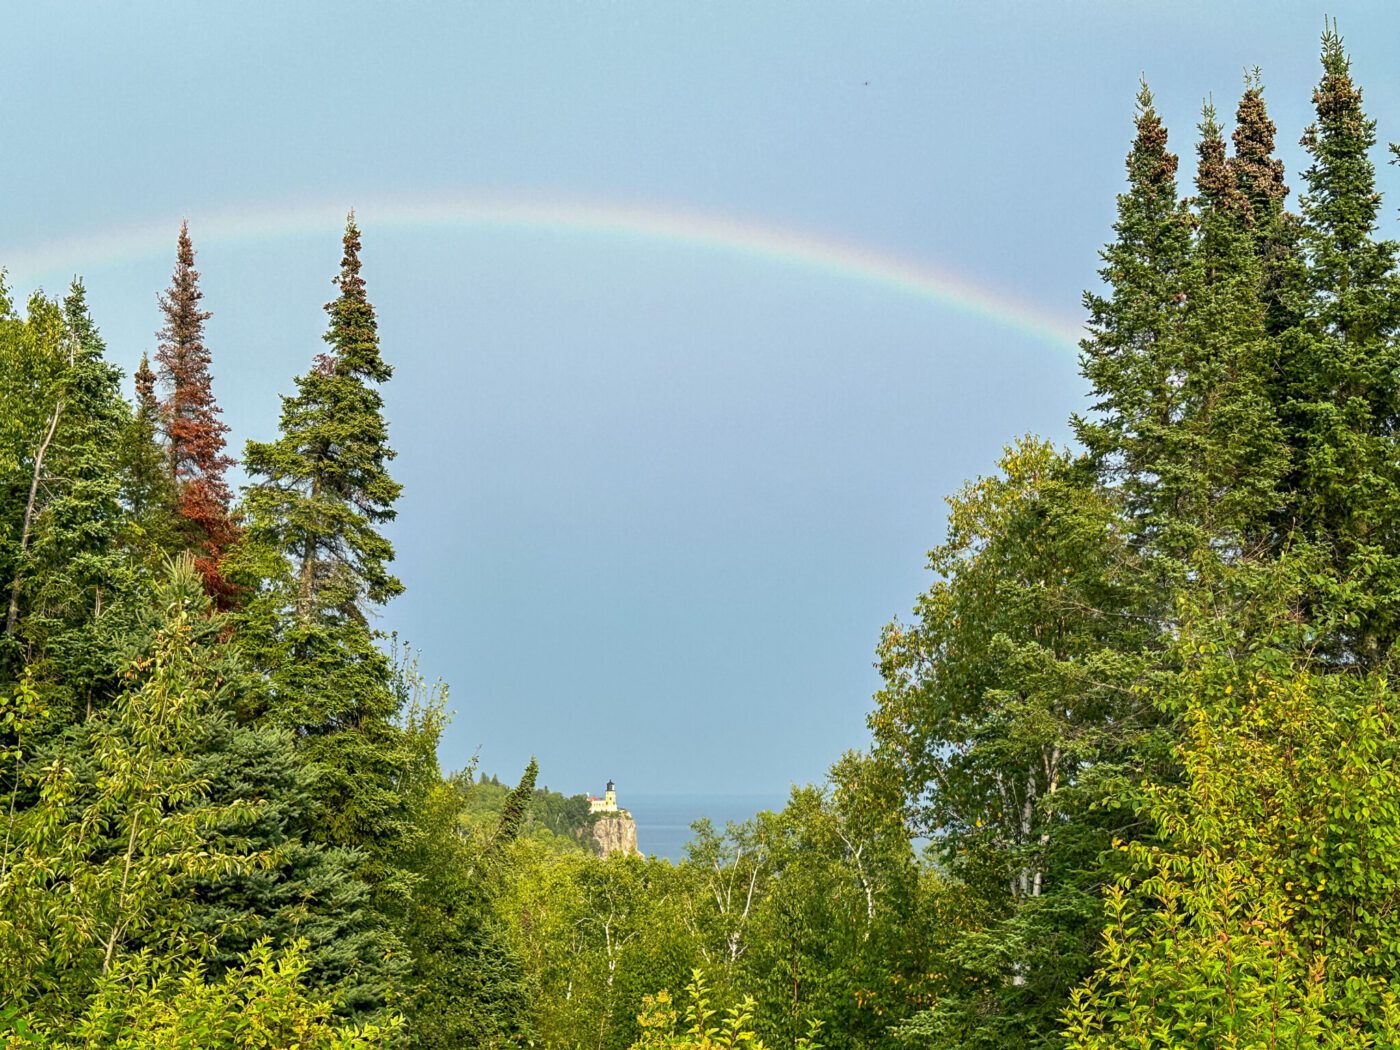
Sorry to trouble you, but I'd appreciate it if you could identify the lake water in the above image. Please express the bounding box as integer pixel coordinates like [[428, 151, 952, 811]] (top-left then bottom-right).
[[625, 792, 789, 862]]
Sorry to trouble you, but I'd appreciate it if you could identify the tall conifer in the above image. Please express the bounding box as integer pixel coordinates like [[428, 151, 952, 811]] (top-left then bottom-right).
[[1166, 104, 1287, 556], [2, 284, 135, 713], [237, 214, 410, 866], [1228, 72, 1296, 320], [243, 214, 402, 622], [1075, 81, 1193, 544], [1279, 24, 1400, 664], [119, 354, 179, 561], [155, 222, 236, 599]]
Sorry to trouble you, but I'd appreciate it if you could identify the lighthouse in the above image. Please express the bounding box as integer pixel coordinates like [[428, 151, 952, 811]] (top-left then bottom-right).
[[589, 780, 619, 814]]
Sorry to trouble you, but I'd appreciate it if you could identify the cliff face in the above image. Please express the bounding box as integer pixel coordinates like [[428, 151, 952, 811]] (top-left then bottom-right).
[[589, 810, 639, 857]]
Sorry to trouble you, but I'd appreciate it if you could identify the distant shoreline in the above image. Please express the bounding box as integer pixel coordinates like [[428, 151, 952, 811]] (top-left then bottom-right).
[[620, 791, 789, 862]]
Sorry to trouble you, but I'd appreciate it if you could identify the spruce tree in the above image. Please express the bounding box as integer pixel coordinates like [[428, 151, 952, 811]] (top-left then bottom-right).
[[1164, 103, 1287, 557], [1075, 81, 1194, 547], [236, 214, 409, 865], [119, 353, 180, 563], [185, 689, 407, 1019], [155, 221, 237, 600], [1277, 24, 1400, 665], [1227, 73, 1300, 337], [494, 757, 540, 849], [242, 214, 402, 623], [2, 283, 135, 715], [1079, 85, 1288, 566]]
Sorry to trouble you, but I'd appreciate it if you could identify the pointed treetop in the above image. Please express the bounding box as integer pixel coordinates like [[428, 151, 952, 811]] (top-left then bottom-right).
[[1194, 98, 1241, 213], [157, 220, 213, 356], [340, 211, 362, 285], [1308, 20, 1366, 142], [243, 215, 403, 620], [134, 353, 157, 414], [1229, 70, 1288, 219], [62, 278, 105, 358], [161, 220, 209, 328], [156, 220, 228, 486], [324, 212, 391, 384], [177, 217, 194, 265], [1127, 77, 1179, 199], [1299, 20, 1385, 261]]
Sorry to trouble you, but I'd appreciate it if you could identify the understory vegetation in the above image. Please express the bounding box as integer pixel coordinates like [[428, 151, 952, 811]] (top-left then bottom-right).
[[6, 24, 1400, 1049]]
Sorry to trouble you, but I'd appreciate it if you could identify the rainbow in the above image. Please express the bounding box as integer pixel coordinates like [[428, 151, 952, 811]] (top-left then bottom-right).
[[2, 194, 1084, 351]]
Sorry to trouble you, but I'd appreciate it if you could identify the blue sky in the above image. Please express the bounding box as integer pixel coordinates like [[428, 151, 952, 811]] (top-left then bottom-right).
[[4, 3, 1399, 795]]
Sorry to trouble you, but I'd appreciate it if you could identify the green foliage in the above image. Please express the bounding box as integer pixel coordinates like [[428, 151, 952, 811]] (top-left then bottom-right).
[[388, 661, 532, 1046], [119, 353, 182, 565], [232, 217, 415, 880], [49, 940, 399, 1049], [498, 772, 938, 1049], [0, 559, 269, 1025], [456, 768, 595, 856], [1064, 597, 1400, 1047], [631, 971, 824, 1050], [6, 24, 1400, 1049], [240, 215, 401, 625], [0, 224, 523, 1046], [1, 283, 141, 717], [184, 709, 404, 1019], [870, 439, 1151, 1048], [1273, 22, 1400, 666], [1075, 78, 1194, 533], [493, 756, 540, 850]]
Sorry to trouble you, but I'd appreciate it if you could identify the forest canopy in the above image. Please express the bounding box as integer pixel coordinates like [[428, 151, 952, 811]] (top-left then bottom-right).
[[4, 22, 1400, 1050]]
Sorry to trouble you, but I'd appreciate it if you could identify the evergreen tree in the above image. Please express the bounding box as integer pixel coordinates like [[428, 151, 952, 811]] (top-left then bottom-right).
[[1074, 80, 1193, 546], [1227, 72, 1300, 337], [171, 598, 409, 1020], [242, 213, 402, 624], [235, 214, 409, 869], [156, 221, 237, 601], [186, 711, 408, 1020], [1275, 23, 1400, 665], [120, 352, 182, 564], [1160, 103, 1288, 558], [0, 558, 267, 1022], [494, 757, 539, 850], [2, 284, 136, 715]]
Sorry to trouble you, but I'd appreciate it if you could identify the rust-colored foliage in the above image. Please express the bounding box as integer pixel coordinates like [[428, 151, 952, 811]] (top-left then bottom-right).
[[156, 221, 239, 602]]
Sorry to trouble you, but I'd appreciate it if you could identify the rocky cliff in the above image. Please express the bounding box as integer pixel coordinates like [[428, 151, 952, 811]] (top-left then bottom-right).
[[588, 810, 639, 857]]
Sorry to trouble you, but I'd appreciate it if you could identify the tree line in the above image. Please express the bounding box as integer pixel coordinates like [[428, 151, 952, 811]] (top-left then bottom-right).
[[4, 22, 1400, 1049]]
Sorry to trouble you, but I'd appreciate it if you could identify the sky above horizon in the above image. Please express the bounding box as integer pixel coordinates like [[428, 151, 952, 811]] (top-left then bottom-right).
[[4, 3, 1400, 796]]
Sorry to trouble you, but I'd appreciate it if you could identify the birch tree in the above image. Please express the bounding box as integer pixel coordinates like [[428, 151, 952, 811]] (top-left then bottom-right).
[[871, 439, 1150, 1048]]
